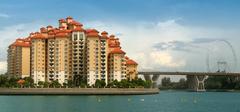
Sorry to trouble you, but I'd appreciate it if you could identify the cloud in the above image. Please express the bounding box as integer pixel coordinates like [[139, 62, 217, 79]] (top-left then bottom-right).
[[153, 40, 193, 52], [0, 61, 7, 74], [0, 13, 10, 18], [0, 21, 46, 73], [85, 18, 240, 72], [150, 51, 186, 67]]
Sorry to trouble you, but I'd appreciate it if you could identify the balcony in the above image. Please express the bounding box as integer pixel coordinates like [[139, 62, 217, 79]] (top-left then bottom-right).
[[73, 41, 78, 44]]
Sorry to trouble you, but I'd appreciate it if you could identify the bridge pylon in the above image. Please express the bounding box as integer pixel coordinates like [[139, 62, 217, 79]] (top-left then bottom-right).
[[187, 75, 206, 92], [143, 74, 159, 88]]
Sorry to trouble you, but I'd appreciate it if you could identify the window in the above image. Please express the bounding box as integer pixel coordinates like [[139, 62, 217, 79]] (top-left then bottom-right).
[[79, 34, 83, 39], [74, 34, 78, 40]]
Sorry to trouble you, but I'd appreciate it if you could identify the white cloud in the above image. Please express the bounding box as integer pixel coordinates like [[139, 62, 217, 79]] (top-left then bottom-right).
[[85, 19, 240, 72], [0, 13, 10, 18], [150, 51, 186, 67], [0, 21, 46, 73], [0, 61, 7, 74]]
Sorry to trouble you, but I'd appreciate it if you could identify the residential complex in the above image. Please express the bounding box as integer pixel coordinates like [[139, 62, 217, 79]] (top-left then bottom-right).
[[7, 17, 138, 86]]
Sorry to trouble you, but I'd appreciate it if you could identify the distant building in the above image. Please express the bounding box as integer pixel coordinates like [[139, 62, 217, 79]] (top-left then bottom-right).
[[7, 16, 138, 86]]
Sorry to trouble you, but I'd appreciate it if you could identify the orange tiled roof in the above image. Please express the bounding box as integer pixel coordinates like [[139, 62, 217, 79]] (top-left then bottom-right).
[[85, 29, 93, 33], [59, 18, 66, 23], [86, 29, 100, 37], [40, 27, 48, 33], [101, 31, 108, 35], [72, 26, 85, 32], [101, 31, 109, 39], [110, 48, 125, 54], [55, 32, 69, 38], [59, 26, 66, 30], [109, 37, 120, 47], [48, 31, 55, 38], [126, 59, 138, 65], [69, 20, 83, 26], [12, 39, 30, 47], [109, 35, 115, 39], [32, 33, 47, 39]]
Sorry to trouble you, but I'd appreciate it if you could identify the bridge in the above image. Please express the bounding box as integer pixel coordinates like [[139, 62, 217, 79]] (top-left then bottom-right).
[[138, 71, 240, 92]]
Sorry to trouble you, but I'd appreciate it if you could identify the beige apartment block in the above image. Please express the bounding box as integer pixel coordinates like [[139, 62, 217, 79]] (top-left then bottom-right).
[[108, 48, 127, 82], [71, 26, 87, 85], [125, 57, 138, 80], [7, 39, 30, 78], [31, 33, 47, 84], [7, 16, 138, 86]]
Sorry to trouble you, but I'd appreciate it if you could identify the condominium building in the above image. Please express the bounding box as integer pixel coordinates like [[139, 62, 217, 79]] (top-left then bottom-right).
[[7, 38, 31, 78], [125, 57, 138, 80], [7, 16, 138, 86], [31, 33, 48, 84]]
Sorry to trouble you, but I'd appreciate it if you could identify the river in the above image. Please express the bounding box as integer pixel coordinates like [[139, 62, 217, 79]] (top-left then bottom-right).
[[0, 91, 239, 112]]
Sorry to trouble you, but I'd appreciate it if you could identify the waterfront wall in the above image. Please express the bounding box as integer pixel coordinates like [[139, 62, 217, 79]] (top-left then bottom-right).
[[0, 88, 159, 95]]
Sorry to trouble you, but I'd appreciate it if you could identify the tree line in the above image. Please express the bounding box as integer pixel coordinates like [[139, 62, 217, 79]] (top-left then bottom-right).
[[205, 76, 240, 89], [0, 74, 152, 88], [159, 76, 240, 90], [159, 77, 188, 89]]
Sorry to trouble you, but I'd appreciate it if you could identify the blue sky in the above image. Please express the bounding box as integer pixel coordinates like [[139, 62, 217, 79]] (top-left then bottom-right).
[[1, 0, 240, 27], [0, 0, 240, 74]]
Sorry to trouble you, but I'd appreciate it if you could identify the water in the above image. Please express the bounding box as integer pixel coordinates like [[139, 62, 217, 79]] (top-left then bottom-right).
[[0, 91, 240, 112]]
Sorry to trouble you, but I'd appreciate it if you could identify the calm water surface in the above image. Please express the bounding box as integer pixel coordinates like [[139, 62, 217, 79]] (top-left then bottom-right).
[[0, 91, 240, 112]]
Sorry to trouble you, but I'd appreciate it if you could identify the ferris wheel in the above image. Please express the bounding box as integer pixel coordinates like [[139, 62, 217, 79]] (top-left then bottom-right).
[[206, 40, 237, 73]]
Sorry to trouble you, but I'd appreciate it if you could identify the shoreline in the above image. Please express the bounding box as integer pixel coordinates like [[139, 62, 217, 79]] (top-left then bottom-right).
[[0, 88, 159, 95], [159, 89, 240, 92]]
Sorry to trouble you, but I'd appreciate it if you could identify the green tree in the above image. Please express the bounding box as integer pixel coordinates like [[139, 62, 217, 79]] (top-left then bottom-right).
[[67, 80, 73, 88], [38, 81, 44, 88], [119, 79, 130, 88], [174, 78, 187, 89], [22, 77, 34, 88], [63, 82, 67, 88], [161, 77, 171, 88], [0, 75, 8, 87], [50, 80, 61, 88], [44, 81, 50, 88], [9, 77, 20, 88], [144, 80, 152, 88], [112, 80, 120, 88], [95, 79, 106, 88]]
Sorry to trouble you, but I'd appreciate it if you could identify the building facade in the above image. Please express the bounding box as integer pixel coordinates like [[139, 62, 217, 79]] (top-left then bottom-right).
[[7, 17, 138, 86], [7, 38, 31, 78]]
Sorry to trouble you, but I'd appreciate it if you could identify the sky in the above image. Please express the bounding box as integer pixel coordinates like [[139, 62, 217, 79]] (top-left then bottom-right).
[[0, 0, 240, 75]]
